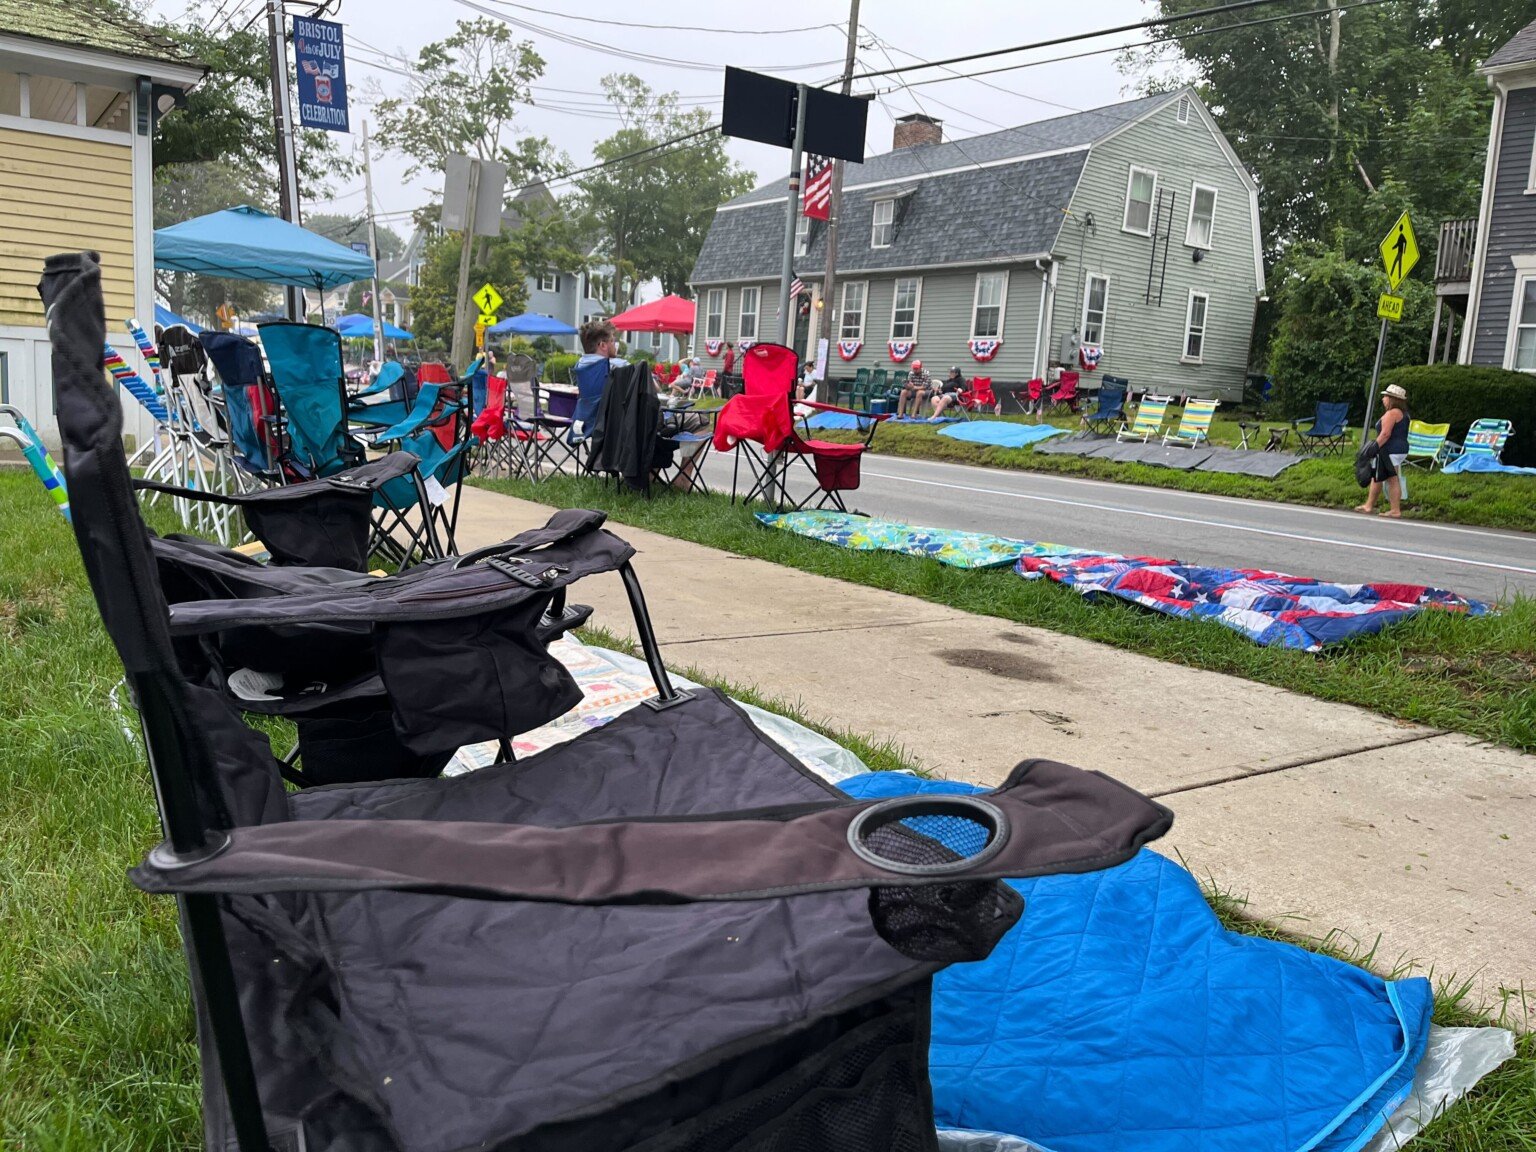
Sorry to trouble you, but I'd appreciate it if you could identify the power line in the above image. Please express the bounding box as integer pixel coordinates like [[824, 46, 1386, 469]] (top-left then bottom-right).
[[864, 31, 1082, 114], [884, 0, 1394, 93], [471, 0, 843, 37], [849, 0, 1314, 82]]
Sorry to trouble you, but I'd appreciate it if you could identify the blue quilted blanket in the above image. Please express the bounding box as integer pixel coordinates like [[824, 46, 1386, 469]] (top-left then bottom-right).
[[840, 773, 1434, 1152]]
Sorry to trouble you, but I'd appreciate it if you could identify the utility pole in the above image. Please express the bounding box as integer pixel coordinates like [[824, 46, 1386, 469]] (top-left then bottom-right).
[[819, 0, 862, 354], [361, 118, 385, 362], [265, 0, 305, 320], [450, 160, 482, 370], [776, 85, 809, 345]]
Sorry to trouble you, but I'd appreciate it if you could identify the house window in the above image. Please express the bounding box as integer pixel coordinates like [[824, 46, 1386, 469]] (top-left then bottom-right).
[[1177, 95, 1191, 124], [1186, 184, 1218, 249], [871, 200, 894, 249], [1513, 278, 1536, 370], [1183, 291, 1209, 362], [1081, 274, 1109, 345], [383, 301, 396, 325], [1123, 166, 1157, 235], [890, 277, 921, 340], [795, 215, 811, 257], [539, 271, 559, 293], [704, 289, 725, 340], [739, 286, 760, 341], [839, 281, 867, 341], [971, 271, 1008, 340]]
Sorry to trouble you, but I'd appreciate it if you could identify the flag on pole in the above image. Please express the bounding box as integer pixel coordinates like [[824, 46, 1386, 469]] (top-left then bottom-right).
[[802, 154, 833, 221], [789, 278, 805, 299]]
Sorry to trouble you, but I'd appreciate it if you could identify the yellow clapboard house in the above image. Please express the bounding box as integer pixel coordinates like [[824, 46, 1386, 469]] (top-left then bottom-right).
[[0, 1, 201, 441]]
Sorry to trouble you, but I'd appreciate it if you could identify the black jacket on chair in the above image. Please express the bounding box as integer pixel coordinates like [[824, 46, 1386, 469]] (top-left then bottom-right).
[[591, 362, 664, 491]]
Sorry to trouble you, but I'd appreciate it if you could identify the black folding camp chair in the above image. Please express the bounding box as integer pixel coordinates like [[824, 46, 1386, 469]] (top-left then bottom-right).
[[43, 250, 1170, 1152]]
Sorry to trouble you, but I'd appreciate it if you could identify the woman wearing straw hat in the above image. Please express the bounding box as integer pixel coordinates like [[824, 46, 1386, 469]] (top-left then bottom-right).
[[1355, 383, 1410, 518]]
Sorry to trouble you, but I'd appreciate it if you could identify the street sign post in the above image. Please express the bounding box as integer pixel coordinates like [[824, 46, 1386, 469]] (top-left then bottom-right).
[[1362, 213, 1417, 447]]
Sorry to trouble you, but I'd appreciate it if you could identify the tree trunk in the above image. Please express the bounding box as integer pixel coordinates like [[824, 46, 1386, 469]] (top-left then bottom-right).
[[1326, 0, 1341, 164]]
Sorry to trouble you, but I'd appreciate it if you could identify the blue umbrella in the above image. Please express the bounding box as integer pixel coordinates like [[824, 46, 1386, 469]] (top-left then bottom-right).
[[334, 312, 414, 341], [154, 205, 375, 291], [154, 303, 203, 333], [486, 311, 578, 337]]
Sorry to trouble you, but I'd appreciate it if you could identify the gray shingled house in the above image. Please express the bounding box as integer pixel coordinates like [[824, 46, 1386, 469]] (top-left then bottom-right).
[[690, 89, 1264, 400], [1456, 17, 1536, 369]]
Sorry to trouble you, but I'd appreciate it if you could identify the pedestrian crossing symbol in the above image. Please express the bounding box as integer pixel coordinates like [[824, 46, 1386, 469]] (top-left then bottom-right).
[[472, 282, 503, 316], [1379, 212, 1418, 290]]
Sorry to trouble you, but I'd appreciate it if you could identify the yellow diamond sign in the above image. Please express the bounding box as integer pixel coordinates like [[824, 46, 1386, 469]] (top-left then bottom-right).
[[1379, 212, 1418, 291], [472, 282, 504, 316]]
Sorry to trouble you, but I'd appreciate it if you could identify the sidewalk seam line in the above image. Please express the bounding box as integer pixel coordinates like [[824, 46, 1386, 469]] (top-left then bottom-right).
[[659, 618, 960, 646], [1149, 730, 1453, 799]]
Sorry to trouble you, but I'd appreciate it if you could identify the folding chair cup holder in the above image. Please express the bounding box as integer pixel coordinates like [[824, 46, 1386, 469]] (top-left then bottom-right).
[[41, 252, 1171, 1152]]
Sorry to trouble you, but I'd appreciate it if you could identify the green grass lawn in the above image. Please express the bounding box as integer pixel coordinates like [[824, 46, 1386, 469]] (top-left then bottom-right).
[[806, 408, 1536, 534], [1, 471, 1531, 1149], [473, 473, 1536, 754]]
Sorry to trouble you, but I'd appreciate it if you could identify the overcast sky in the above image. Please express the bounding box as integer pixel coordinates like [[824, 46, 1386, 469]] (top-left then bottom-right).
[[150, 0, 1169, 234]]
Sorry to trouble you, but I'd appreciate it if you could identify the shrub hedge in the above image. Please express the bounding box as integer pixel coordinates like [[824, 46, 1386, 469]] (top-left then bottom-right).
[[1378, 363, 1536, 465], [541, 352, 580, 384]]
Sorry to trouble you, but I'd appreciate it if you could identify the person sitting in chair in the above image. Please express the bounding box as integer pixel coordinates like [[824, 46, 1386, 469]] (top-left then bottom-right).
[[896, 360, 933, 416], [669, 357, 702, 398], [930, 366, 967, 418]]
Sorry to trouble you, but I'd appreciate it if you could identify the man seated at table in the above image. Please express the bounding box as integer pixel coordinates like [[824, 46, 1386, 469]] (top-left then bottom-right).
[[896, 360, 933, 416], [930, 366, 967, 418]]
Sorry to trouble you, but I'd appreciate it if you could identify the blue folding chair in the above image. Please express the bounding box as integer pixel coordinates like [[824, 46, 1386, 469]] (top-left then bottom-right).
[[1293, 400, 1351, 456], [201, 331, 281, 481], [1081, 382, 1127, 434]]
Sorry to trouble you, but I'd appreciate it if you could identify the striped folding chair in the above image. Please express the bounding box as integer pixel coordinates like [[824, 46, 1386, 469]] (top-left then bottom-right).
[[1405, 420, 1451, 471], [1447, 418, 1513, 465], [1162, 398, 1219, 448], [1117, 395, 1172, 442]]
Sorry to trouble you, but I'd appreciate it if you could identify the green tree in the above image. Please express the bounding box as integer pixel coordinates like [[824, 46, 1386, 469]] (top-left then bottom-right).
[[371, 18, 553, 183], [153, 160, 277, 325], [575, 75, 756, 299]]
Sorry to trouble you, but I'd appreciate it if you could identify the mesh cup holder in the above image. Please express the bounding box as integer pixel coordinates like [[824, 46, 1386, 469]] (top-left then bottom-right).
[[847, 795, 1009, 876]]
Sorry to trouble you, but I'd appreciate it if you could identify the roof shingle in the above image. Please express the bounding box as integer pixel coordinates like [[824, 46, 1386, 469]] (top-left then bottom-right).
[[0, 0, 200, 70], [1484, 17, 1536, 71]]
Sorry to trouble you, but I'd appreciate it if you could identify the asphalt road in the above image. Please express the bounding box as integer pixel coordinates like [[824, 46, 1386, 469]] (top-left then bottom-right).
[[692, 449, 1536, 604]]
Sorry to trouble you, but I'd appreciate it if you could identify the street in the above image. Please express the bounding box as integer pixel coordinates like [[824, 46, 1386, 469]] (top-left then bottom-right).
[[695, 449, 1536, 604]]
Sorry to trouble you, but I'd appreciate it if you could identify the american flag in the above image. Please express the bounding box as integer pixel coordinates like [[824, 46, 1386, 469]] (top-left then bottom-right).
[[801, 154, 833, 221], [789, 277, 806, 299]]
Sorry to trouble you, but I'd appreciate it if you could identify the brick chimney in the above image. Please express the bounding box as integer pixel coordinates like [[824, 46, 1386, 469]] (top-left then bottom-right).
[[893, 113, 942, 150]]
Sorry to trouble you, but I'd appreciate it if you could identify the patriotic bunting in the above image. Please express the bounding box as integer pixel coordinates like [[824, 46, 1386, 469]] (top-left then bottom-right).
[[837, 339, 863, 361], [704, 339, 723, 357], [1079, 343, 1103, 371], [802, 154, 833, 221], [968, 339, 1001, 362], [887, 340, 916, 363], [738, 339, 756, 352]]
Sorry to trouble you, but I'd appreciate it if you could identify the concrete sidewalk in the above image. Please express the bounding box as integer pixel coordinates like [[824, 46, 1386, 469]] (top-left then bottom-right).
[[457, 485, 1535, 1023]]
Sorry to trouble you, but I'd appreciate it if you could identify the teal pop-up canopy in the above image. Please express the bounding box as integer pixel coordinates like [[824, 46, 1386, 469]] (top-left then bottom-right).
[[154, 205, 376, 291]]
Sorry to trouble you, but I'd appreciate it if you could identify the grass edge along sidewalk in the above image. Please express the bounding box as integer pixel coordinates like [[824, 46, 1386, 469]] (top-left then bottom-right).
[[0, 476, 1530, 1150], [808, 414, 1536, 535], [472, 475, 1536, 756]]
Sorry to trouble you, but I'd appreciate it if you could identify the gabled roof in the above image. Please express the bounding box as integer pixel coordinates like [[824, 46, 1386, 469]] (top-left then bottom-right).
[[1483, 16, 1536, 71], [0, 0, 200, 70], [691, 91, 1176, 284]]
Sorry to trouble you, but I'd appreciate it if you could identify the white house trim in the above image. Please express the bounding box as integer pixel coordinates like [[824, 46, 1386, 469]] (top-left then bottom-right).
[[888, 275, 923, 341], [689, 251, 1053, 288], [1185, 181, 1219, 250], [969, 269, 1009, 342], [0, 35, 202, 88], [1080, 272, 1110, 347], [1461, 79, 1510, 362], [0, 110, 131, 145], [1499, 254, 1536, 370], [1122, 164, 1157, 236], [1181, 288, 1209, 364]]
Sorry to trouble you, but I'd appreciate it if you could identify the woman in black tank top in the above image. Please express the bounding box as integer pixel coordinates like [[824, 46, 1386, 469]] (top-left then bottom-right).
[[1354, 384, 1409, 518]]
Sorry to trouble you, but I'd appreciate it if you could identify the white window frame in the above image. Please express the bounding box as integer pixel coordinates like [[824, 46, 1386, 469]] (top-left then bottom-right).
[[839, 280, 868, 341], [1185, 182, 1218, 250], [1122, 165, 1157, 236], [1182, 290, 1209, 364], [871, 200, 894, 249], [704, 288, 725, 341], [795, 215, 811, 257], [1527, 132, 1536, 195], [889, 276, 922, 341], [539, 271, 559, 293], [1080, 273, 1109, 346], [738, 286, 760, 342], [970, 271, 1008, 341]]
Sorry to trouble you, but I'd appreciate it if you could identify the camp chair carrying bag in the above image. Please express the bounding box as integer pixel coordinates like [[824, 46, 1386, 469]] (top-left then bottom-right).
[[41, 250, 1171, 1152]]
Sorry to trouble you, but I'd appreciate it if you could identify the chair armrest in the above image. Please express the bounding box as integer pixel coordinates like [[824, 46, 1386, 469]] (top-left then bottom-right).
[[801, 400, 891, 422]]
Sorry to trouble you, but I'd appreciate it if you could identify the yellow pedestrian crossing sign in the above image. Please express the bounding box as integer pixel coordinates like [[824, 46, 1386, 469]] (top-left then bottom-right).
[[472, 282, 503, 316], [1377, 294, 1404, 322], [1379, 212, 1418, 290]]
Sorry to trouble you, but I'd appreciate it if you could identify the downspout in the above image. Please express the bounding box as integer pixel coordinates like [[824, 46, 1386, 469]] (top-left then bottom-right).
[[1041, 261, 1060, 379], [1031, 259, 1049, 380]]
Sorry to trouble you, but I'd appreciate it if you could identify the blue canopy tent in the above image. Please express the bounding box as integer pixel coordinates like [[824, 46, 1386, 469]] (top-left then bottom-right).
[[486, 312, 578, 337], [154, 303, 203, 333], [335, 312, 414, 341], [154, 205, 376, 294]]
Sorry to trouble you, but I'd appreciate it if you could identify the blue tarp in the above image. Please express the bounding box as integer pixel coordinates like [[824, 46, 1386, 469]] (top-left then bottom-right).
[[1443, 453, 1536, 476], [939, 421, 1070, 448], [803, 410, 876, 430], [154, 206, 375, 291], [840, 771, 1435, 1152], [154, 303, 202, 332], [487, 311, 579, 337], [334, 312, 414, 340]]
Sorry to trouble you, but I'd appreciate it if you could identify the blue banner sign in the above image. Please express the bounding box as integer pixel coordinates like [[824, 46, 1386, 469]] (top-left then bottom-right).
[[293, 16, 349, 132]]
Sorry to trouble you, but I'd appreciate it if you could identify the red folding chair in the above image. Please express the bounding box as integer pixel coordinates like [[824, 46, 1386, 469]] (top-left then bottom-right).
[[1048, 371, 1080, 415], [951, 376, 998, 420], [713, 343, 887, 511]]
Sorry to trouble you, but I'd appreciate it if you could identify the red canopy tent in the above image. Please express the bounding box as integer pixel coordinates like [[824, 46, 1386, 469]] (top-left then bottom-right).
[[608, 294, 696, 334]]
